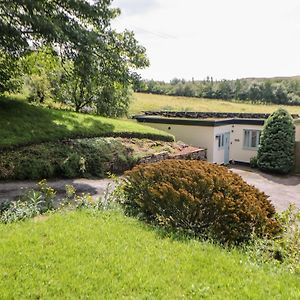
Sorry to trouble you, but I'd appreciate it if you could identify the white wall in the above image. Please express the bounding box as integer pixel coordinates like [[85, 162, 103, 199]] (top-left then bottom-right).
[[212, 125, 232, 164], [230, 124, 263, 163], [140, 122, 215, 161], [139, 121, 265, 164], [295, 121, 300, 141]]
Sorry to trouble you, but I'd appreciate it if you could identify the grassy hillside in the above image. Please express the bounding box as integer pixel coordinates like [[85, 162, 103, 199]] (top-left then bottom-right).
[[0, 210, 299, 299], [129, 93, 300, 116], [0, 97, 173, 148]]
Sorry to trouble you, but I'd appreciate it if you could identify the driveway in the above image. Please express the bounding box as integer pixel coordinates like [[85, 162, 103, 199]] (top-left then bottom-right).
[[1, 166, 299, 213], [231, 165, 300, 212], [0, 178, 114, 204]]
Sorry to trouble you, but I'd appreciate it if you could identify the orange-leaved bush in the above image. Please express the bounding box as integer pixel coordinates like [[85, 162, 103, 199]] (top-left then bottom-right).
[[123, 160, 280, 244]]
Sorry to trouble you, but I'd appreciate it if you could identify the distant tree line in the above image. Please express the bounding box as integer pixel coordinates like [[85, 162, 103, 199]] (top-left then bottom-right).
[[135, 77, 300, 105]]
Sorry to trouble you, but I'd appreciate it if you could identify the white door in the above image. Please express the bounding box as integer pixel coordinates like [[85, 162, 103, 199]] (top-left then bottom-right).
[[224, 132, 230, 164]]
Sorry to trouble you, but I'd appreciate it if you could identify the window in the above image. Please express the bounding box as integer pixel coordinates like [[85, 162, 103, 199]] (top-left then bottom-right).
[[243, 130, 260, 149], [216, 134, 225, 149]]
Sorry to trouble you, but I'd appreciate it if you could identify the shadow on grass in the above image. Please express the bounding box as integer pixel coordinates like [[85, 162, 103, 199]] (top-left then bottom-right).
[[0, 97, 114, 149]]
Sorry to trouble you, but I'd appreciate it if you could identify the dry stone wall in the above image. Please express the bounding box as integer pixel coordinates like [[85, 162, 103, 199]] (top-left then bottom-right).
[[139, 148, 206, 164]]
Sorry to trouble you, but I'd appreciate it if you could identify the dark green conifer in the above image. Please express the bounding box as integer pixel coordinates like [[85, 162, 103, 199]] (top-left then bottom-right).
[[257, 108, 295, 174]]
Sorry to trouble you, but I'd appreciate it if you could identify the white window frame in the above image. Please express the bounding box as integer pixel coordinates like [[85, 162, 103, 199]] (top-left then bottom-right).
[[243, 129, 261, 150]]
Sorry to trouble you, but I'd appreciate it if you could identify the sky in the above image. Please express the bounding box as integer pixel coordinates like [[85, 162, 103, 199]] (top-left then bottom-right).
[[112, 0, 300, 82]]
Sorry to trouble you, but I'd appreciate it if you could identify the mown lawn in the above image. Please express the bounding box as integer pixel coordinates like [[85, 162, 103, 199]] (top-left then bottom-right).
[[0, 96, 172, 148], [0, 210, 299, 299], [129, 92, 300, 116]]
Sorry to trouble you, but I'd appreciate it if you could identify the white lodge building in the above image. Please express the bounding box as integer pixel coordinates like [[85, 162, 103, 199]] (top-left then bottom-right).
[[135, 111, 300, 165]]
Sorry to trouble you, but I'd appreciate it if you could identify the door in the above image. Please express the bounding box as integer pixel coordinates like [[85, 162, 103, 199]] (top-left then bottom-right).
[[224, 132, 230, 164]]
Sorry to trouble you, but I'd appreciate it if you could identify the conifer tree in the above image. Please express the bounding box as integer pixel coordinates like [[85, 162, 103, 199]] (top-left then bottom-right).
[[257, 108, 295, 174]]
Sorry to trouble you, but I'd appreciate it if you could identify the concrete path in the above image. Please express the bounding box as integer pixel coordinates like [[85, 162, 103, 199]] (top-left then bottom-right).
[[0, 178, 114, 203], [231, 165, 300, 212], [1, 167, 299, 212]]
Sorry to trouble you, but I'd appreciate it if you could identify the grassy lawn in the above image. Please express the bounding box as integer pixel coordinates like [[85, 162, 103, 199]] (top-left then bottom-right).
[[0, 96, 172, 148], [129, 93, 300, 116], [0, 210, 299, 299]]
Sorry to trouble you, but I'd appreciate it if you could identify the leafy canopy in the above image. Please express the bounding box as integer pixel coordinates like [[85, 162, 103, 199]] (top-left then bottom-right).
[[0, 0, 149, 115], [0, 0, 116, 56]]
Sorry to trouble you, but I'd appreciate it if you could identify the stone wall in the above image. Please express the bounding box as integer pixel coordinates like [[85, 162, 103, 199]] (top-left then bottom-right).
[[143, 111, 299, 120], [138, 148, 206, 164]]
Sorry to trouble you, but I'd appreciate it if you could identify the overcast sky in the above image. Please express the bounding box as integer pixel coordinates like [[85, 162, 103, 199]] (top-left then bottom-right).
[[112, 0, 300, 82]]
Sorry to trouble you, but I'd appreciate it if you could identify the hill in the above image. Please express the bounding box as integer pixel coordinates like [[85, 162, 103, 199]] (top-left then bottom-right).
[[129, 93, 300, 116], [0, 210, 299, 299], [0, 96, 173, 148]]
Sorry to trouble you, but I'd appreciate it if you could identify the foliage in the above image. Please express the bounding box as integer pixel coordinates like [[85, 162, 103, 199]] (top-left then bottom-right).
[[0, 138, 137, 180], [1, 210, 299, 299], [0, 199, 40, 224], [0, 1, 124, 58], [52, 43, 137, 115], [0, 178, 118, 223], [0, 1, 149, 114], [0, 180, 56, 223], [0, 51, 22, 94], [247, 204, 300, 274], [26, 74, 52, 103], [122, 160, 280, 244], [250, 156, 258, 168], [135, 77, 300, 106], [22, 47, 62, 103], [257, 108, 295, 174], [95, 83, 132, 117], [0, 96, 173, 148]]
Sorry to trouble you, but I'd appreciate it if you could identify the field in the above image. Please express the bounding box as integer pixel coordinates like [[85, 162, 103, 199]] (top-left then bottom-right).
[[129, 93, 300, 116], [0, 210, 299, 299], [0, 96, 172, 148]]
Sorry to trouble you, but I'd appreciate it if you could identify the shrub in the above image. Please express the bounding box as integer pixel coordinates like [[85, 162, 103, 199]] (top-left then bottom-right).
[[0, 179, 116, 223], [250, 156, 258, 168], [257, 108, 295, 174], [247, 203, 300, 274], [0, 180, 56, 223], [123, 160, 280, 244], [0, 138, 137, 180]]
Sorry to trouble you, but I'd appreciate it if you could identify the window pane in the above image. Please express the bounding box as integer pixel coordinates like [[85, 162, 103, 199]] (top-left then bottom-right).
[[251, 131, 258, 147], [217, 135, 220, 148], [244, 130, 250, 148]]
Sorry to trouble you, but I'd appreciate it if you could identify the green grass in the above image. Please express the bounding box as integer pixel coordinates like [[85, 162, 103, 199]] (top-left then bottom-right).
[[0, 210, 299, 299], [129, 93, 300, 116], [0, 96, 173, 148]]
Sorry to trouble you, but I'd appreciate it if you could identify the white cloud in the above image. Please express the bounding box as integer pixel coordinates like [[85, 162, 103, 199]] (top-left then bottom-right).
[[113, 0, 300, 81]]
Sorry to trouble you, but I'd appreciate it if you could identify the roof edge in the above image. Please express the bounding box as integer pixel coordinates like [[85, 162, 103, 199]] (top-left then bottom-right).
[[135, 116, 265, 127]]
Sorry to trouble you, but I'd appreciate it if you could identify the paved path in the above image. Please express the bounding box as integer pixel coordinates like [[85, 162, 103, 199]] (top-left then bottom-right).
[[231, 166, 300, 212], [0, 178, 114, 203], [1, 167, 299, 212]]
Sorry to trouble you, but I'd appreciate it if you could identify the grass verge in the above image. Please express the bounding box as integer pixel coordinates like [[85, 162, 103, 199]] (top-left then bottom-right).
[[0, 96, 173, 148], [0, 210, 299, 299], [129, 93, 300, 116]]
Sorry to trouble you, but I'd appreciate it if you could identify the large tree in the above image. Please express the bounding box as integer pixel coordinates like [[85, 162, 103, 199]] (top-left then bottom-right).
[[0, 0, 119, 56], [0, 0, 149, 114]]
